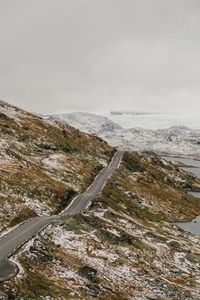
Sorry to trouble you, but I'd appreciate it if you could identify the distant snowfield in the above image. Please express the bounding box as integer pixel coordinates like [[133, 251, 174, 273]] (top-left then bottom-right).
[[104, 112, 200, 130], [47, 112, 200, 158]]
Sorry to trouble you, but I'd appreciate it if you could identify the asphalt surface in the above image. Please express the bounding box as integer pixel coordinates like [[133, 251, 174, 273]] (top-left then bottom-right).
[[0, 216, 58, 282], [66, 150, 124, 215], [0, 151, 123, 282]]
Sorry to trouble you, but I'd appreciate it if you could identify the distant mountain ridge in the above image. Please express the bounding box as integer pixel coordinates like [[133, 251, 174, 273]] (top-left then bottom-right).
[[110, 111, 161, 115], [47, 112, 200, 158]]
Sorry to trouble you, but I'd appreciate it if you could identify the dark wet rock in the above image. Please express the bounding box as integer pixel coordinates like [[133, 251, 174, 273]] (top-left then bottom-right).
[[59, 189, 76, 210], [0, 113, 10, 120], [89, 200, 108, 211], [78, 266, 97, 282], [29, 240, 54, 263], [37, 143, 52, 150], [39, 249, 54, 261], [96, 227, 135, 245], [91, 164, 104, 177], [168, 240, 180, 250]]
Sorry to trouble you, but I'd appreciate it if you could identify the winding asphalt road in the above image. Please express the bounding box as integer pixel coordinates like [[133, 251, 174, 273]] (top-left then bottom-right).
[[66, 150, 123, 214], [0, 151, 123, 282]]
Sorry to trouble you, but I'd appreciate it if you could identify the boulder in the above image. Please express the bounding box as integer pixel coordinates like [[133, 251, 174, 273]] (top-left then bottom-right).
[[78, 266, 97, 282]]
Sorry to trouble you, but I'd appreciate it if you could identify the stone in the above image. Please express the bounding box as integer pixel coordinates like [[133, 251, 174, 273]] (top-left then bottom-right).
[[78, 266, 97, 282]]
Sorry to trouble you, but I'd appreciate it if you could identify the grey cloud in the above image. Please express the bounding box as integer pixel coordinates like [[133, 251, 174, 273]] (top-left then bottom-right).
[[0, 0, 200, 114]]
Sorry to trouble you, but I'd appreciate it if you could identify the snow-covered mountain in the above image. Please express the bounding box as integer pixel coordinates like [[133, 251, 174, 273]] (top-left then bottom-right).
[[105, 125, 200, 158], [47, 112, 121, 135], [47, 112, 200, 158]]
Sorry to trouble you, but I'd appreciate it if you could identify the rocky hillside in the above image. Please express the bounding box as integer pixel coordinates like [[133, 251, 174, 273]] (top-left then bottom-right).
[[50, 112, 200, 158], [2, 152, 200, 300], [105, 126, 200, 159], [0, 100, 114, 233]]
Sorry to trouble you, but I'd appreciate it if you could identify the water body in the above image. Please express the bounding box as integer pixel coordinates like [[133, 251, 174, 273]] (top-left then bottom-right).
[[188, 191, 200, 198], [163, 156, 200, 177], [163, 156, 200, 168], [163, 156, 200, 236]]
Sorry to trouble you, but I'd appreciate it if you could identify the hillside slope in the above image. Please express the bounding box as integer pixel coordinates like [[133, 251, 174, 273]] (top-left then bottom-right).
[[2, 152, 200, 300], [0, 100, 114, 232]]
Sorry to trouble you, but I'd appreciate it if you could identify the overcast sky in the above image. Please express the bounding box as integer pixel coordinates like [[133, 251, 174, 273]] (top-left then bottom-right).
[[0, 0, 200, 115]]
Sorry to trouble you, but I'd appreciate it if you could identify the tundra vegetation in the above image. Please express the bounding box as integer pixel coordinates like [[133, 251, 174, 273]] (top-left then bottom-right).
[[1, 124, 200, 300], [0, 100, 114, 233]]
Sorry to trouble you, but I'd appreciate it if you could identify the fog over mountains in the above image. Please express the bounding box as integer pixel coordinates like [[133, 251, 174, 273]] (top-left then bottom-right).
[[47, 112, 200, 158]]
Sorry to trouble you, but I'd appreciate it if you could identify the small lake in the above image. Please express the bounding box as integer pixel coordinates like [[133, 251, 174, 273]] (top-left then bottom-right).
[[163, 156, 200, 236]]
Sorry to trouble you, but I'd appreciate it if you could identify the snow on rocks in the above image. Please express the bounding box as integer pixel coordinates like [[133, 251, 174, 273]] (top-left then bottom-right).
[[0, 100, 21, 119], [22, 196, 51, 216], [42, 153, 67, 170]]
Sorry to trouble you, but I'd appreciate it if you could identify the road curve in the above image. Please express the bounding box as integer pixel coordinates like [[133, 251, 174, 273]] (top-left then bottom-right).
[[0, 150, 123, 282], [0, 216, 58, 282]]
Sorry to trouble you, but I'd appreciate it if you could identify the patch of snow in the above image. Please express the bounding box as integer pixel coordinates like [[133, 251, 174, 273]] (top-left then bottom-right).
[[93, 210, 107, 218], [173, 252, 199, 274], [42, 153, 66, 170], [106, 227, 121, 237], [0, 101, 21, 119], [23, 196, 51, 216]]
